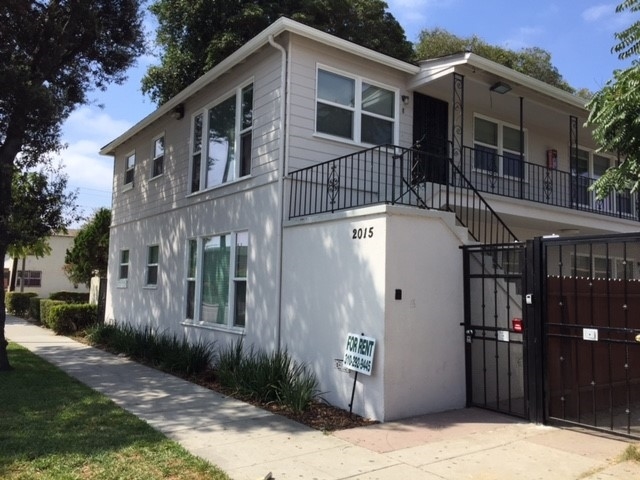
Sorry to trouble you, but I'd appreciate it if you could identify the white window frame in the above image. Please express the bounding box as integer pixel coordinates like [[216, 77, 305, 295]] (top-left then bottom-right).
[[124, 151, 135, 189], [183, 231, 248, 331], [572, 147, 628, 215], [151, 134, 165, 179], [189, 80, 253, 194], [314, 65, 399, 146], [473, 114, 527, 180], [117, 249, 129, 288], [16, 270, 42, 288], [571, 253, 636, 280], [145, 245, 159, 287]]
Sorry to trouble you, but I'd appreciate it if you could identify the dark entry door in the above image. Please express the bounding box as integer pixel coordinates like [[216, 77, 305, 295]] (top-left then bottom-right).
[[543, 235, 640, 437], [413, 93, 448, 184], [463, 243, 528, 419]]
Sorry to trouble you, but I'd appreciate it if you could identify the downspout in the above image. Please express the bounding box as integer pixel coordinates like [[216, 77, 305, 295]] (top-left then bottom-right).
[[268, 34, 287, 352]]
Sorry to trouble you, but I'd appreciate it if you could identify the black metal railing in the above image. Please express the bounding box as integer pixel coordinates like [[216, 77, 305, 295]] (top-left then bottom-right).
[[288, 145, 518, 245], [458, 146, 639, 221]]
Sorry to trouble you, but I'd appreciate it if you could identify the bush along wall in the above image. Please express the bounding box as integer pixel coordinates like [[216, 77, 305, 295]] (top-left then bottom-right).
[[49, 291, 90, 303], [5, 292, 38, 317], [40, 299, 66, 329], [48, 303, 98, 334], [29, 297, 41, 322]]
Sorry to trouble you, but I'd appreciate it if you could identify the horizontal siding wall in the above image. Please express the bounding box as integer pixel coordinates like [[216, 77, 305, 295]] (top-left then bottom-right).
[[110, 44, 283, 228], [286, 34, 414, 174]]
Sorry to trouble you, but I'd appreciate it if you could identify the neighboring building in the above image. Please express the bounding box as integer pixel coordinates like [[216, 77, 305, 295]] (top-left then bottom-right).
[[100, 19, 640, 423], [3, 231, 89, 298]]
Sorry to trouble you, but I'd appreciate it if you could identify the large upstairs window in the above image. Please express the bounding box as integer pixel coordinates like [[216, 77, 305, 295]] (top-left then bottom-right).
[[316, 67, 396, 145], [190, 83, 253, 193], [473, 116, 525, 179]]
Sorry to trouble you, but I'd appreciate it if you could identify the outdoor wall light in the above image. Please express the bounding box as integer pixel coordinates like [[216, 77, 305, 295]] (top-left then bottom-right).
[[172, 103, 185, 120], [401, 95, 410, 105], [490, 81, 512, 94]]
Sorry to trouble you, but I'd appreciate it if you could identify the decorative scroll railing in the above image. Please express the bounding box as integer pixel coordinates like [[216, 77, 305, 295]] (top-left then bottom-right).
[[288, 145, 518, 245], [457, 145, 639, 221]]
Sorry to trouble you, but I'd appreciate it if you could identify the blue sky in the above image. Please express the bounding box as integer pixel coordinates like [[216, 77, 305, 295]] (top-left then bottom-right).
[[57, 0, 635, 223]]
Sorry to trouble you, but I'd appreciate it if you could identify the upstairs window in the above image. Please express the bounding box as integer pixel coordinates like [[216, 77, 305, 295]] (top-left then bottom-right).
[[316, 68, 396, 145], [473, 116, 525, 179], [124, 152, 135, 187], [190, 83, 253, 193], [152, 136, 164, 178]]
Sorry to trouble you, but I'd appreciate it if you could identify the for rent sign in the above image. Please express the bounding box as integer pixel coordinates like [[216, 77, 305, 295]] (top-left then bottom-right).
[[343, 333, 376, 375]]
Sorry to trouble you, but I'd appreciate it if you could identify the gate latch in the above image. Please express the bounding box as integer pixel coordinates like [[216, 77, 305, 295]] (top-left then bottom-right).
[[465, 329, 474, 344]]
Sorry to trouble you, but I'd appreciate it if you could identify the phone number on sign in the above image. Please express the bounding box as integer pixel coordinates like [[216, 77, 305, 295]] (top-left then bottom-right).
[[343, 353, 372, 373]]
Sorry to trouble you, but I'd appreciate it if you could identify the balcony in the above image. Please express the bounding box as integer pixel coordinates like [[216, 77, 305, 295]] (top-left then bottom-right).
[[288, 144, 639, 240], [288, 144, 518, 245], [457, 145, 638, 221]]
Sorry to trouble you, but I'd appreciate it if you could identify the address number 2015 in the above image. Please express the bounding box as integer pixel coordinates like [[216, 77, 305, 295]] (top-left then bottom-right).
[[352, 226, 374, 240]]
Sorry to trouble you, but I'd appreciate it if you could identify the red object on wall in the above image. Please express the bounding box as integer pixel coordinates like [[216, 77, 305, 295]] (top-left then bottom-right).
[[512, 318, 523, 332]]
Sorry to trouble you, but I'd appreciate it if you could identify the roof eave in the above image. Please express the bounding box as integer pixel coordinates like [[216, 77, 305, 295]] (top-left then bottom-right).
[[100, 17, 419, 156]]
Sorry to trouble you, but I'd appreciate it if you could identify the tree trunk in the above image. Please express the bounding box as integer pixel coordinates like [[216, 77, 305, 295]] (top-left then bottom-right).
[[0, 122, 28, 372], [19, 256, 26, 292], [0, 287, 12, 371], [9, 257, 18, 292]]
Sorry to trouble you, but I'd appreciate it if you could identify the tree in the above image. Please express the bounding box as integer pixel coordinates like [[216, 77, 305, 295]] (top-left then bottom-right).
[[586, 0, 640, 198], [142, 0, 414, 105], [0, 1, 145, 371], [414, 28, 575, 93], [65, 208, 112, 286]]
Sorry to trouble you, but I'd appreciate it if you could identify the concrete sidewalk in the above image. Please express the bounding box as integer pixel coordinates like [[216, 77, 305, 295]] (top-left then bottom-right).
[[6, 315, 640, 480]]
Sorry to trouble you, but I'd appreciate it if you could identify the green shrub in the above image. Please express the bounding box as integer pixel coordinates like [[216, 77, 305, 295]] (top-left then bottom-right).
[[5, 292, 38, 317], [216, 340, 320, 412], [49, 291, 90, 303], [85, 323, 214, 376], [48, 303, 97, 334], [40, 299, 66, 328], [28, 297, 41, 321]]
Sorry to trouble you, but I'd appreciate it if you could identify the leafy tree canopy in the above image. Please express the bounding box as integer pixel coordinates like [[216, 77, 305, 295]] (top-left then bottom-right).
[[65, 208, 112, 286], [0, 0, 146, 371], [142, 0, 414, 105], [8, 163, 79, 253], [414, 28, 575, 93], [586, 0, 640, 198]]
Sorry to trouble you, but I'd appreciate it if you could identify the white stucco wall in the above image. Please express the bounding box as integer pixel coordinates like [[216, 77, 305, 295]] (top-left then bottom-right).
[[382, 208, 467, 419], [282, 205, 468, 421]]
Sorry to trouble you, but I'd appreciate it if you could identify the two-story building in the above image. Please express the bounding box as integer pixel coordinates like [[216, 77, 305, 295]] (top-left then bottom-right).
[[100, 18, 640, 424]]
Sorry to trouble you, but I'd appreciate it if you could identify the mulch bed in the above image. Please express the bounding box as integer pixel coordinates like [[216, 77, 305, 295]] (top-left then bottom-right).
[[190, 369, 378, 432]]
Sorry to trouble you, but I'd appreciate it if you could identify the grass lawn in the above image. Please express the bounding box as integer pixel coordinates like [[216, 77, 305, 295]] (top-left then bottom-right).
[[0, 343, 230, 480]]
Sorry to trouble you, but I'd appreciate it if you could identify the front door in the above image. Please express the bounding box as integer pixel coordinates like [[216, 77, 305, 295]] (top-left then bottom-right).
[[413, 93, 448, 184]]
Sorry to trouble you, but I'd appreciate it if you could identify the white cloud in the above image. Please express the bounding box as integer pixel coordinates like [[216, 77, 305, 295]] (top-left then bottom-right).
[[582, 3, 634, 32], [63, 106, 132, 143], [501, 26, 545, 50], [55, 107, 132, 220], [583, 4, 615, 23]]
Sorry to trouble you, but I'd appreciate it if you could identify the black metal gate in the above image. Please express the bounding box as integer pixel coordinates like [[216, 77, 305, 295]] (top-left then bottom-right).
[[463, 243, 529, 419], [463, 233, 640, 438], [541, 233, 640, 438]]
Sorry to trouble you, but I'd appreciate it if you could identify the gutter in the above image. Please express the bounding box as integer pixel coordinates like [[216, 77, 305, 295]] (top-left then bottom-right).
[[268, 34, 287, 352]]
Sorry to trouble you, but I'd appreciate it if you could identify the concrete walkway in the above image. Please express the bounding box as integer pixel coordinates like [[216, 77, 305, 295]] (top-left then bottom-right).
[[6, 315, 640, 480]]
